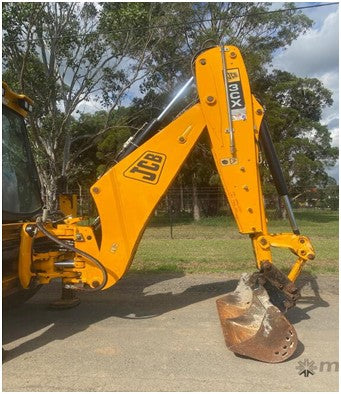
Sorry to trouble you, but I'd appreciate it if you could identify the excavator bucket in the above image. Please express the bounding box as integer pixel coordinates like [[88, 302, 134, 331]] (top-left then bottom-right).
[[216, 274, 298, 363]]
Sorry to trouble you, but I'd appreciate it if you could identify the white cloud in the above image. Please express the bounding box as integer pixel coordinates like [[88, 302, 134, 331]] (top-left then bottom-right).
[[271, 6, 339, 181], [329, 127, 339, 147], [326, 161, 339, 180], [272, 10, 339, 77], [319, 70, 339, 135]]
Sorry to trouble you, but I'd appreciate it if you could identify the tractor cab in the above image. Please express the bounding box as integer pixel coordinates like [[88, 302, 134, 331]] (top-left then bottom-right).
[[2, 82, 42, 222]]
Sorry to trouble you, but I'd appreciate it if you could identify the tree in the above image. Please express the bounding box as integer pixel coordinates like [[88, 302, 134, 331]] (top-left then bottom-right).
[[258, 70, 338, 215], [140, 2, 312, 90], [2, 2, 164, 209]]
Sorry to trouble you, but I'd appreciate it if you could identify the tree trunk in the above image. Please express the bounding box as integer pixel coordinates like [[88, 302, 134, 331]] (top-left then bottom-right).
[[78, 182, 83, 217], [192, 176, 200, 221], [38, 165, 59, 212], [180, 181, 184, 212], [277, 196, 287, 219]]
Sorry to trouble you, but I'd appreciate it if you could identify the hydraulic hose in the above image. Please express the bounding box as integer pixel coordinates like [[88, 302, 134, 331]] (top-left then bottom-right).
[[35, 216, 108, 291]]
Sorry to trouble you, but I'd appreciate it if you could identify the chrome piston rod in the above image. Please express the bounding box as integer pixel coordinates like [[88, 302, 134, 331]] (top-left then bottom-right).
[[115, 77, 194, 163]]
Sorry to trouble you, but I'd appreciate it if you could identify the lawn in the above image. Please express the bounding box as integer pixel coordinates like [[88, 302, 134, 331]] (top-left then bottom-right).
[[131, 210, 339, 275]]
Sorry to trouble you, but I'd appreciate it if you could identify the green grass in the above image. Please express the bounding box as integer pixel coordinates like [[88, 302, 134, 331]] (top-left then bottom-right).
[[131, 210, 338, 275]]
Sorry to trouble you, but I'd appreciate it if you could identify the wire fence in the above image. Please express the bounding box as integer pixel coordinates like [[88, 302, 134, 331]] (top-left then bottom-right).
[[64, 184, 339, 220]]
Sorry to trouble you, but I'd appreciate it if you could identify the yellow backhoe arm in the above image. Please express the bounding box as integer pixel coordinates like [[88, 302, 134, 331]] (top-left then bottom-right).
[[72, 46, 314, 288], [19, 45, 315, 291], [18, 45, 316, 362]]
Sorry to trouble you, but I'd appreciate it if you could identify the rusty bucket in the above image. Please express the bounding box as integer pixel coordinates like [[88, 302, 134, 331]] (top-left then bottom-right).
[[216, 274, 298, 363]]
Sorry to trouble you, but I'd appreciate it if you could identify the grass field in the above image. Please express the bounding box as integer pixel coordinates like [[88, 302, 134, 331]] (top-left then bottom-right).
[[131, 210, 339, 275]]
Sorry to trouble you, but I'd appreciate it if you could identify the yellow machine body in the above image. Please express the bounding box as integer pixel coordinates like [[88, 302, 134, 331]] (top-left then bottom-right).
[[58, 194, 78, 218], [2, 81, 33, 117]]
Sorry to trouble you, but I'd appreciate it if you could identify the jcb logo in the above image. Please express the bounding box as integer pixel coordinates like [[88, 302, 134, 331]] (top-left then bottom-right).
[[227, 70, 239, 83], [227, 68, 240, 83], [124, 151, 166, 184]]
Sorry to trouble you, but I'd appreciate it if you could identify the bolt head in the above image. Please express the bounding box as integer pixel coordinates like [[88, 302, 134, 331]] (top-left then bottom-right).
[[205, 95, 216, 105], [200, 58, 206, 65], [92, 281, 100, 288], [230, 52, 237, 58], [256, 109, 263, 115], [92, 187, 100, 194], [75, 233, 84, 241]]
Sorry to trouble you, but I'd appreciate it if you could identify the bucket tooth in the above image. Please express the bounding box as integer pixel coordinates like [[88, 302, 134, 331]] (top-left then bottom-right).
[[217, 274, 298, 363]]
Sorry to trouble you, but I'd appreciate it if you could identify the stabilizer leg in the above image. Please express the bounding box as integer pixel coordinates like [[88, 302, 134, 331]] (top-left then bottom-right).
[[48, 285, 81, 309]]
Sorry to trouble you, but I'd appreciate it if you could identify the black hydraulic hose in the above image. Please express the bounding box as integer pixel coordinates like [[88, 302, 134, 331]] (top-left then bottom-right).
[[35, 217, 108, 291]]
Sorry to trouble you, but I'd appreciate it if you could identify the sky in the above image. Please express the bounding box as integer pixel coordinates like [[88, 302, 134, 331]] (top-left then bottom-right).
[[271, 1, 339, 181]]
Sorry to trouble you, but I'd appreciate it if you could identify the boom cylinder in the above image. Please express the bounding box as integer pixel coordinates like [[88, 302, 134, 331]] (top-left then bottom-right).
[[115, 77, 194, 163]]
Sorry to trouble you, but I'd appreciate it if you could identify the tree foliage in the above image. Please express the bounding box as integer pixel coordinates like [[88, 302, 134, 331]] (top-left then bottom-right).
[[2, 2, 164, 208], [259, 70, 338, 209]]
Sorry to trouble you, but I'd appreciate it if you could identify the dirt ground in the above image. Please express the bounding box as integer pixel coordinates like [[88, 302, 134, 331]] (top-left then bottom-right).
[[2, 273, 339, 391]]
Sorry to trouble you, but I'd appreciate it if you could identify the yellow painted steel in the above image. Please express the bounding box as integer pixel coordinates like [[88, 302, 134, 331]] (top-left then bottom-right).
[[252, 233, 315, 281], [18, 219, 82, 288], [17, 45, 315, 291], [58, 194, 78, 217], [2, 83, 34, 294], [194, 46, 267, 234], [2, 82, 33, 118], [87, 104, 207, 288]]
